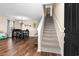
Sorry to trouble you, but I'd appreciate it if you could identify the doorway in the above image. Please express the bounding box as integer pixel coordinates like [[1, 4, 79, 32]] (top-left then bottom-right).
[[46, 8, 50, 16], [7, 20, 15, 37]]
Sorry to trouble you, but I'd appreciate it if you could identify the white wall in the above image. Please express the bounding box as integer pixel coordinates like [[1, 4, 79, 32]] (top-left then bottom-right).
[[50, 6, 53, 16], [0, 16, 7, 34], [53, 3, 64, 55], [37, 15, 45, 51]]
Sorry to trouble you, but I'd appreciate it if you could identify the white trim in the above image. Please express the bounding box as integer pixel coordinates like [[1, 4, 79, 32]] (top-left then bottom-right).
[[37, 16, 45, 51], [53, 13, 64, 56], [41, 49, 61, 54]]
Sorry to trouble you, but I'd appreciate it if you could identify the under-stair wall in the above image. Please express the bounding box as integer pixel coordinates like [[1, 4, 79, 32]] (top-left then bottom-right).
[[37, 14, 45, 51], [52, 3, 64, 56]]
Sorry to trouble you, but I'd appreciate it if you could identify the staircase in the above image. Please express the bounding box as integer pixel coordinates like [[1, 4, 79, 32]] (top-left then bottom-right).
[[41, 16, 61, 54]]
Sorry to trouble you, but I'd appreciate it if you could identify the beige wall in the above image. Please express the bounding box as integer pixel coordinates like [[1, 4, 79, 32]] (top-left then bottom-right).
[[0, 16, 7, 33], [53, 3, 64, 29], [22, 20, 38, 37], [53, 3, 64, 55], [15, 20, 21, 29]]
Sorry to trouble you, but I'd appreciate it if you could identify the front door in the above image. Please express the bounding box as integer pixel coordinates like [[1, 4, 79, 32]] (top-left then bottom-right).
[[64, 3, 79, 56]]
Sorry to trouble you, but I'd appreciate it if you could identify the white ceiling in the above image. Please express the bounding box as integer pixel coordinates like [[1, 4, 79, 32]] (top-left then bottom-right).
[[0, 3, 44, 20]]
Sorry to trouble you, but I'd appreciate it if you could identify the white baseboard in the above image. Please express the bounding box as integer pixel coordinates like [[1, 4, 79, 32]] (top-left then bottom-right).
[[37, 49, 41, 52]]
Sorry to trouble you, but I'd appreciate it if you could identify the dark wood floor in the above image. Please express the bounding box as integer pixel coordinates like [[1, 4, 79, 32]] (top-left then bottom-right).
[[0, 37, 61, 56]]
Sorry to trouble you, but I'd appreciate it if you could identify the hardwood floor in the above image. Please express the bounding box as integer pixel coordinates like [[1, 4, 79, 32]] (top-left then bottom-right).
[[0, 37, 61, 56]]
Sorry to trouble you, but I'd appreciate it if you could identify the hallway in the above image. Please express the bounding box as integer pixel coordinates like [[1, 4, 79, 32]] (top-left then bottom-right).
[[41, 16, 61, 54]]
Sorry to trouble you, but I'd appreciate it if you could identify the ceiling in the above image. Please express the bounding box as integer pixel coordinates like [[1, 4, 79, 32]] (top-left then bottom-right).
[[0, 3, 44, 20]]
